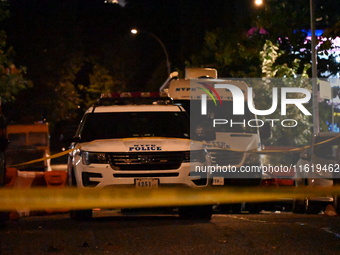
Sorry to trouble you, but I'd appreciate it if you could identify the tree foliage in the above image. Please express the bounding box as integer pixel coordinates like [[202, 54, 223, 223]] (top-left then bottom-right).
[[189, 1, 340, 146], [79, 63, 126, 109], [0, 3, 30, 103], [189, 28, 266, 77], [252, 40, 312, 146], [190, 0, 340, 79]]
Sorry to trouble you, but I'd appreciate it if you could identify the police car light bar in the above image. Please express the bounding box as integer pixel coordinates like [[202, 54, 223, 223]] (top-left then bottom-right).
[[100, 92, 168, 98], [96, 92, 172, 106]]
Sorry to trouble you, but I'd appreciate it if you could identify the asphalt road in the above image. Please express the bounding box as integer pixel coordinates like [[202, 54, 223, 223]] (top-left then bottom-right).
[[0, 210, 339, 255]]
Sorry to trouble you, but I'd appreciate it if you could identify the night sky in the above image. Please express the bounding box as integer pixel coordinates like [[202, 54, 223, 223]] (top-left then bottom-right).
[[4, 0, 253, 84], [1, 0, 339, 126]]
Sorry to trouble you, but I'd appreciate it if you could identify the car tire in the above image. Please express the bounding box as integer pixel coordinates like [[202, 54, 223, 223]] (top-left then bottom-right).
[[333, 179, 340, 214], [218, 203, 242, 214], [179, 205, 213, 221], [246, 203, 262, 214], [305, 200, 325, 214], [68, 165, 93, 221], [292, 199, 307, 214], [70, 209, 92, 221], [334, 196, 340, 214], [230, 203, 242, 213]]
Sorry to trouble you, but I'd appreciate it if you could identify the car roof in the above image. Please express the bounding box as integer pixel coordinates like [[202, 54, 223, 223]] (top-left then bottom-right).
[[86, 104, 185, 113]]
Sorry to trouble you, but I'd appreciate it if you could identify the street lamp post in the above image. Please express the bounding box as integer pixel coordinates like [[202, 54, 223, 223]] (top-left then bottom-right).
[[131, 29, 171, 76], [310, 0, 319, 134]]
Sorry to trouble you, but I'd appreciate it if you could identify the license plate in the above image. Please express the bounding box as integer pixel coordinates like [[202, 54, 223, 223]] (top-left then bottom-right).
[[212, 177, 224, 186], [135, 178, 159, 188]]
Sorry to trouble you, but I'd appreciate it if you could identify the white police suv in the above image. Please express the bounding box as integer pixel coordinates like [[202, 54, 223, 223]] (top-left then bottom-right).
[[67, 92, 213, 220]]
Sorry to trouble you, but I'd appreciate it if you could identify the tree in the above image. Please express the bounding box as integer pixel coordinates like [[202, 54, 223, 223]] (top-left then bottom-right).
[[189, 28, 266, 77], [190, 0, 340, 78], [79, 63, 126, 108], [255, 40, 312, 147], [5, 0, 136, 124], [319, 20, 340, 77], [0, 2, 30, 104], [189, 0, 340, 146]]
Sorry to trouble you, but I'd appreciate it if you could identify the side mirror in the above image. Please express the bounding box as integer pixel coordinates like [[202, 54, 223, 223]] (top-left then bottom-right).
[[260, 122, 271, 140]]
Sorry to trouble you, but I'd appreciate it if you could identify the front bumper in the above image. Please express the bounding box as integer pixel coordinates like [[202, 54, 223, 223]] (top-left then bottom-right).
[[73, 162, 208, 188]]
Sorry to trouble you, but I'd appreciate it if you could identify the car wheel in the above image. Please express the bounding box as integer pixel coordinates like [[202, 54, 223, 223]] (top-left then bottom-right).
[[68, 166, 93, 221], [218, 203, 242, 214], [179, 205, 213, 221], [305, 200, 325, 214], [246, 203, 262, 214], [70, 209, 92, 221], [334, 196, 340, 214], [230, 203, 242, 213], [292, 198, 307, 214], [333, 179, 340, 214]]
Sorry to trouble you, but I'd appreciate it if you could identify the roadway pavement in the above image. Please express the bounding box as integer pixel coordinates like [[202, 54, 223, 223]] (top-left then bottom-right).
[[0, 211, 339, 255]]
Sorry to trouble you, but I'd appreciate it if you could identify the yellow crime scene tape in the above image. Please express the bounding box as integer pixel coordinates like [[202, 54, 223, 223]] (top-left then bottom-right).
[[8, 148, 75, 168], [0, 186, 340, 211], [3, 135, 340, 211], [9, 134, 340, 168]]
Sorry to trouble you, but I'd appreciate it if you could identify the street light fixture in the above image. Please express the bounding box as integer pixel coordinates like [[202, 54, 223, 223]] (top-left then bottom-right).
[[254, 0, 263, 7], [130, 29, 171, 76]]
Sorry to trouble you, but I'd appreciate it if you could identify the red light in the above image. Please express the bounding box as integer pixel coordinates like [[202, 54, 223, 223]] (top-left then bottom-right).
[[261, 179, 278, 187], [130, 92, 141, 97], [261, 178, 294, 187]]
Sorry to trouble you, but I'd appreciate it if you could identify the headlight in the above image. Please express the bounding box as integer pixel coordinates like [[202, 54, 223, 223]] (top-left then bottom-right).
[[82, 151, 108, 165], [183, 150, 206, 163]]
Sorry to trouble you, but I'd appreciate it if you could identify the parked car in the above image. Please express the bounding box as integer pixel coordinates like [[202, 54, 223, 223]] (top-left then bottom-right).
[[5, 123, 50, 171], [294, 132, 340, 214]]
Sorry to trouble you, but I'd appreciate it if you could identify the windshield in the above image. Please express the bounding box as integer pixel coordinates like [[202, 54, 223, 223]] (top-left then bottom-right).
[[77, 111, 190, 141]]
